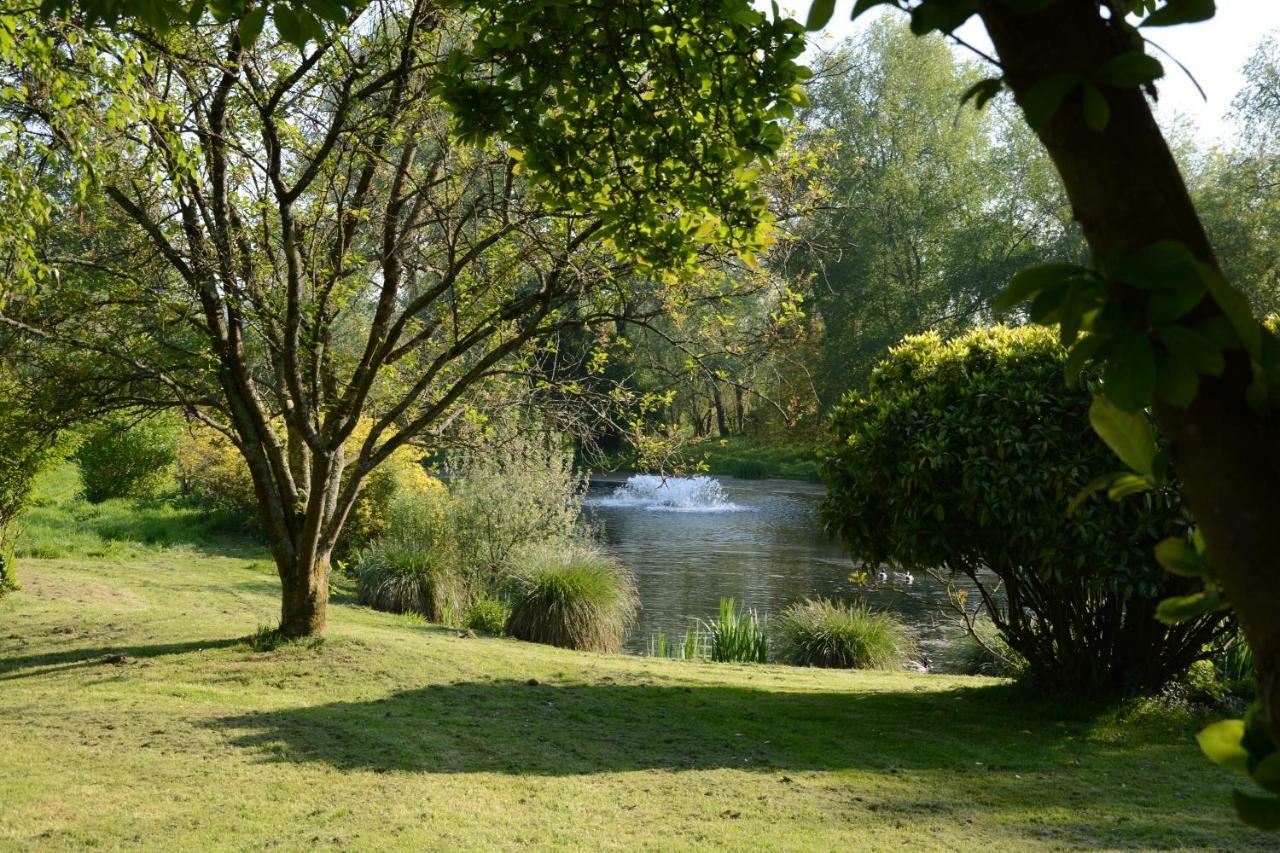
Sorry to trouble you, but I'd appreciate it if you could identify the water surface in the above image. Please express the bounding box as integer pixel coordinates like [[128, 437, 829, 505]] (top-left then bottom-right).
[[584, 474, 974, 666]]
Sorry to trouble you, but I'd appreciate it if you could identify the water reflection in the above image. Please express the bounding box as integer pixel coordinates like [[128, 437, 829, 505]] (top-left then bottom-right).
[[583, 474, 977, 668]]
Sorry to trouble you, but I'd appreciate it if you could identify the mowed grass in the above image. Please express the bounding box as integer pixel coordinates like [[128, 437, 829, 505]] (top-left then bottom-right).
[[0, 479, 1268, 850]]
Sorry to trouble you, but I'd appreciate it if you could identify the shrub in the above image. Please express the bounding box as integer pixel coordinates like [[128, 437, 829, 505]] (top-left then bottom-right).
[[340, 443, 448, 560], [773, 598, 914, 670], [465, 596, 511, 635], [75, 414, 180, 503], [952, 617, 1026, 678], [822, 326, 1227, 696], [175, 425, 259, 520], [351, 498, 463, 622], [704, 598, 768, 663], [505, 542, 637, 652], [448, 436, 586, 586]]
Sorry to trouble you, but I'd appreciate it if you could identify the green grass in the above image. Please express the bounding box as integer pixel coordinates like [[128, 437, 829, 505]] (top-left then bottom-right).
[[14, 462, 258, 562], [0, 474, 1270, 849]]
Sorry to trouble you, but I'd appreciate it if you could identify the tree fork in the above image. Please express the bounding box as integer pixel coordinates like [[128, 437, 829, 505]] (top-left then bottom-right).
[[980, 0, 1280, 739]]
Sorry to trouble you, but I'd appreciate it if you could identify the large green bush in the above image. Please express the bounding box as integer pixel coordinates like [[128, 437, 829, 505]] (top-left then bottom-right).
[[822, 326, 1226, 695], [75, 414, 180, 503], [773, 598, 915, 670], [505, 542, 637, 652]]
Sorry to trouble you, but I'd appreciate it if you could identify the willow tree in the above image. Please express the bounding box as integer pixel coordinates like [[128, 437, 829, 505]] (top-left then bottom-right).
[[2, 1, 808, 635]]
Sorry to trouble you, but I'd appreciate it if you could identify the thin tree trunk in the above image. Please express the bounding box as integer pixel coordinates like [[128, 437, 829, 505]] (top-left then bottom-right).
[[980, 0, 1280, 737], [712, 384, 729, 437]]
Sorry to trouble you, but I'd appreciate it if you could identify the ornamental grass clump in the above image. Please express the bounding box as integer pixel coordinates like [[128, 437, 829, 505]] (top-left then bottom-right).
[[352, 544, 465, 623], [352, 496, 463, 622], [505, 542, 637, 652], [773, 598, 914, 670]]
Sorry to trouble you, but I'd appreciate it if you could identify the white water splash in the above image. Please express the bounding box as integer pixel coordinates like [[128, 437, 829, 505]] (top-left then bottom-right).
[[587, 475, 745, 513]]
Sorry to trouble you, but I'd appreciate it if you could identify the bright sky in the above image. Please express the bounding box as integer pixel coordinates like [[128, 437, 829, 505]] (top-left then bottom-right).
[[778, 0, 1280, 147]]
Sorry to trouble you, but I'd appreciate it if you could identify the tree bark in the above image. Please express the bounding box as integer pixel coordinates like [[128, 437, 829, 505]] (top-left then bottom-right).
[[980, 0, 1280, 738], [712, 384, 730, 437]]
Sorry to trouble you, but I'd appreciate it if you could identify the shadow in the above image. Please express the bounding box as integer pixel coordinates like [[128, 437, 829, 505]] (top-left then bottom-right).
[[212, 678, 1158, 777], [0, 637, 245, 682]]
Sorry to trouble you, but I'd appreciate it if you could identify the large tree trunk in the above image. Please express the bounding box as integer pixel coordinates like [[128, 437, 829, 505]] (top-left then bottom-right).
[[280, 555, 330, 637], [980, 0, 1280, 739]]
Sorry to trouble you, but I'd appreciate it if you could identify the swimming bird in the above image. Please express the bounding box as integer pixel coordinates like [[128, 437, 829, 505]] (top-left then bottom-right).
[[893, 571, 914, 585]]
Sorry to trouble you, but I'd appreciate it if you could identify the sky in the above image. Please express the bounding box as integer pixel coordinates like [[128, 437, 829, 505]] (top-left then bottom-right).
[[779, 0, 1280, 147]]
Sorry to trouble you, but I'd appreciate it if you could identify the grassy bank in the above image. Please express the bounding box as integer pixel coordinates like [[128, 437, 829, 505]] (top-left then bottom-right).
[[0, 477, 1266, 849]]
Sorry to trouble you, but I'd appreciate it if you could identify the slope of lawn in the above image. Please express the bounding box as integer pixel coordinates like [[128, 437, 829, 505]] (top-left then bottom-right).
[[0, 473, 1268, 850]]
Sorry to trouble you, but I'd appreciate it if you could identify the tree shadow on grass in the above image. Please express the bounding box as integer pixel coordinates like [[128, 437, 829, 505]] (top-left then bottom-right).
[[211, 677, 1177, 778], [0, 637, 245, 682]]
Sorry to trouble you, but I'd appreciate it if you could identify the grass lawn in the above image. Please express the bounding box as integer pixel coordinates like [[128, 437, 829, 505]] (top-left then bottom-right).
[[0, 474, 1267, 849]]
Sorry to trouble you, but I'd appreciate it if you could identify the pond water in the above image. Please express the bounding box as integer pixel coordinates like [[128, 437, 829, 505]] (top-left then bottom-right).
[[583, 474, 976, 669]]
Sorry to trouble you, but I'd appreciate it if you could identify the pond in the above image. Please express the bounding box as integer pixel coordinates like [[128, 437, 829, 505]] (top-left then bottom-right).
[[584, 474, 977, 669]]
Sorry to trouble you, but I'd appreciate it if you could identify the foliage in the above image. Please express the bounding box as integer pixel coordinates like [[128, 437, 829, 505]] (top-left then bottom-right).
[[464, 596, 511, 636], [447, 436, 586, 587], [175, 426, 259, 521], [351, 494, 462, 622], [954, 617, 1027, 679], [822, 325, 1226, 695], [773, 598, 914, 670], [15, 461, 257, 560], [794, 19, 1081, 401], [504, 542, 637, 653], [647, 625, 709, 661], [74, 414, 180, 504], [339, 427, 448, 560], [0, 374, 68, 593], [5, 0, 811, 637], [703, 598, 769, 664]]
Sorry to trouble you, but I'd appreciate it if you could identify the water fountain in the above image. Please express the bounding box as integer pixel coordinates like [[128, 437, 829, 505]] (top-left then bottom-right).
[[586, 474, 745, 512]]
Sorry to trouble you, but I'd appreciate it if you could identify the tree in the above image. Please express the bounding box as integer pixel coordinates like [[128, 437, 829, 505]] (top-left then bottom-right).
[[3, 2, 808, 636], [807, 0, 1280, 824], [1190, 35, 1280, 316], [795, 18, 1080, 401]]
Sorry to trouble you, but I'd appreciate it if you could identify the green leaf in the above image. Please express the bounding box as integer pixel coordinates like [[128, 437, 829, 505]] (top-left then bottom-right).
[[1143, 0, 1216, 28], [1198, 719, 1250, 772], [1090, 395, 1156, 474], [1067, 471, 1122, 516], [1154, 537, 1208, 578], [273, 6, 307, 47], [1065, 334, 1105, 386], [1103, 333, 1158, 411], [1096, 51, 1165, 87], [1108, 473, 1155, 500], [1252, 753, 1280, 795], [1021, 74, 1082, 130], [1155, 348, 1200, 407], [960, 77, 1004, 111], [1159, 325, 1225, 376], [994, 262, 1087, 314], [1157, 588, 1227, 624], [1232, 790, 1280, 831], [1203, 266, 1261, 356], [805, 0, 835, 30], [851, 0, 894, 21], [909, 0, 980, 35], [238, 6, 268, 46], [1081, 82, 1110, 131]]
